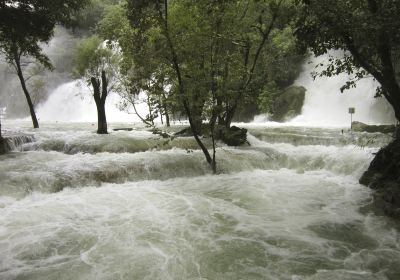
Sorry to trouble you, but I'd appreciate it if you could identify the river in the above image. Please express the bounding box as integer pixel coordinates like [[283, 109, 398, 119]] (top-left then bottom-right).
[[0, 121, 399, 280]]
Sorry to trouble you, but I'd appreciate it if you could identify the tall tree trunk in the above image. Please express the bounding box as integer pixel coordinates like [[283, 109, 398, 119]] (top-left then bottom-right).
[[95, 100, 108, 134], [14, 53, 39, 129], [165, 107, 170, 127], [91, 71, 108, 134], [158, 0, 213, 166]]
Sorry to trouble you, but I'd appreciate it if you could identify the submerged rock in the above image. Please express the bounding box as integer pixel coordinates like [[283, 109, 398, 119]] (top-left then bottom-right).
[[352, 121, 396, 134], [270, 86, 306, 122], [360, 135, 400, 219]]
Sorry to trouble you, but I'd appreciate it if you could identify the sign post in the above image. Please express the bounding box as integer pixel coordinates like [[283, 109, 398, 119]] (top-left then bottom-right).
[[349, 107, 355, 130]]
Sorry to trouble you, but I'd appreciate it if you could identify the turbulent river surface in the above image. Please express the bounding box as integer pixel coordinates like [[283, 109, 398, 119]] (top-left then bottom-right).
[[0, 121, 399, 280]]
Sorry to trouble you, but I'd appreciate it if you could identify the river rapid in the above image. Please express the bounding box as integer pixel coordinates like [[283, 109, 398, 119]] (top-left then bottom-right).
[[0, 121, 399, 280]]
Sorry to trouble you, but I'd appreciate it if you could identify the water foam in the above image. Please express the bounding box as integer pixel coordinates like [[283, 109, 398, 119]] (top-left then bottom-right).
[[0, 170, 399, 279]]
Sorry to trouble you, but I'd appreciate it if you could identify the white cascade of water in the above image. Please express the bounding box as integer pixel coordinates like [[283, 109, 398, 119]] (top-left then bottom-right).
[[291, 55, 396, 126], [36, 81, 150, 123]]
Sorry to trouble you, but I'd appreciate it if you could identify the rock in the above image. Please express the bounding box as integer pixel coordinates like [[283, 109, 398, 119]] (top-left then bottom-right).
[[352, 121, 396, 134], [360, 137, 400, 219], [113, 128, 133, 131], [270, 86, 306, 122], [175, 125, 248, 146], [151, 128, 171, 138], [0, 137, 5, 154], [219, 126, 248, 146]]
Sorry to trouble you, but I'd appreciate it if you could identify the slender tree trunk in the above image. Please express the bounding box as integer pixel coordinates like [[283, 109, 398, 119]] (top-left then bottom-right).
[[165, 108, 170, 127], [162, 93, 170, 127], [14, 54, 39, 128], [158, 0, 213, 166]]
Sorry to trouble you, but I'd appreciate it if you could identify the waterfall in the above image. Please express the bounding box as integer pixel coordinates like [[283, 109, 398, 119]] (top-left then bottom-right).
[[291, 55, 396, 126], [36, 80, 150, 123]]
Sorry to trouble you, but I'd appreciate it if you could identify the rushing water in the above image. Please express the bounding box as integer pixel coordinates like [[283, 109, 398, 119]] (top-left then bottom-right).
[[291, 54, 396, 126], [0, 121, 399, 280]]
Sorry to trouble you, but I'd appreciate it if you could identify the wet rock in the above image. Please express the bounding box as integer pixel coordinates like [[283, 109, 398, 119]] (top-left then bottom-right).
[[360, 137, 400, 219], [270, 86, 306, 122], [113, 128, 133, 131], [352, 121, 396, 134], [151, 128, 171, 139], [175, 125, 248, 146], [0, 137, 6, 154], [219, 126, 248, 146]]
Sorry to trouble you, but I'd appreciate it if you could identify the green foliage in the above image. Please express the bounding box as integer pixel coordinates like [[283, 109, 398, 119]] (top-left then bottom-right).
[[69, 0, 121, 32], [258, 82, 280, 114], [124, 0, 305, 126], [0, 0, 89, 68], [73, 35, 120, 92]]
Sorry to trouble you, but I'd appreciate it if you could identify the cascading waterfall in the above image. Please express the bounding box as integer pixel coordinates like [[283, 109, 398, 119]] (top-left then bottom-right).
[[291, 55, 396, 126], [36, 80, 150, 123]]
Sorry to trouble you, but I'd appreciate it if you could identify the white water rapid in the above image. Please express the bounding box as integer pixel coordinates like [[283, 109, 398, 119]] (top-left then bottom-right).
[[291, 55, 396, 126], [0, 121, 399, 280]]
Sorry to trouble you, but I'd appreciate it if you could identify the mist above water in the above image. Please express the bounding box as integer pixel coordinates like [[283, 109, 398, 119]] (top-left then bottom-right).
[[36, 81, 148, 123], [291, 55, 396, 126]]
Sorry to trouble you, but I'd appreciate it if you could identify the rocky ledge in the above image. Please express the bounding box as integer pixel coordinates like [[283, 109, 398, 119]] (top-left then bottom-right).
[[352, 121, 396, 134], [360, 133, 400, 218], [0, 133, 35, 154]]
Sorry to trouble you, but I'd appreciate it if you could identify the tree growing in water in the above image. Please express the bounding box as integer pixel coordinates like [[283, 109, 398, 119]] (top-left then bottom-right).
[[0, 0, 89, 128], [74, 35, 120, 134], [125, 0, 299, 172]]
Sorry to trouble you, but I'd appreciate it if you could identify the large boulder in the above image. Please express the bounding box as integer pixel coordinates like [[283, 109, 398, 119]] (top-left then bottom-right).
[[352, 121, 396, 134], [360, 135, 400, 218], [219, 126, 248, 146], [270, 86, 306, 122]]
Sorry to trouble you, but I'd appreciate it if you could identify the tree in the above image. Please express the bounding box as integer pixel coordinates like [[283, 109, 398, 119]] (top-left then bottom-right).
[[74, 35, 120, 134], [295, 0, 400, 121], [0, 0, 89, 128], [124, 0, 300, 173]]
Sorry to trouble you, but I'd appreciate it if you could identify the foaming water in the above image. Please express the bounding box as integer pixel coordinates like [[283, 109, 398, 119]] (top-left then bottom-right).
[[0, 121, 399, 279], [1, 171, 399, 280], [291, 55, 396, 126]]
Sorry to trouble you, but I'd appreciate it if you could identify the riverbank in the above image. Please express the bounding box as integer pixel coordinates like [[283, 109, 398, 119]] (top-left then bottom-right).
[[360, 134, 400, 219]]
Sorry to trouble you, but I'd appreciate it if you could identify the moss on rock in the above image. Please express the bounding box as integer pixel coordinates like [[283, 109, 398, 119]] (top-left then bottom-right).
[[270, 86, 306, 122]]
